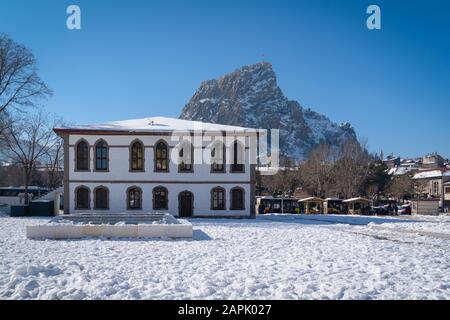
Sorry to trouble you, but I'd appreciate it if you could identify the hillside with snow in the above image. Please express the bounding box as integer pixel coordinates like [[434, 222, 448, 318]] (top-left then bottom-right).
[[180, 62, 357, 160]]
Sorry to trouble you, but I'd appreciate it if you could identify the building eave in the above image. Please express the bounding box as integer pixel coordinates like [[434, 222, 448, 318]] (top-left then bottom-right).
[[53, 128, 261, 137]]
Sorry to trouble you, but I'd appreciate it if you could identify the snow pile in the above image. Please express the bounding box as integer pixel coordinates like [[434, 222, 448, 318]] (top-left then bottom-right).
[[1, 215, 450, 299]]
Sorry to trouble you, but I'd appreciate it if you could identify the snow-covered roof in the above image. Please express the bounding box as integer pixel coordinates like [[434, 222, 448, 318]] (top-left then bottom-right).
[[257, 166, 299, 172], [387, 166, 415, 176], [0, 186, 48, 190], [298, 197, 324, 202], [413, 170, 444, 179], [54, 117, 258, 134], [343, 197, 370, 203]]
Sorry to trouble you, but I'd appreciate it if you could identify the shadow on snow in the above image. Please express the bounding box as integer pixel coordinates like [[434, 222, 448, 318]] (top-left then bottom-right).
[[191, 214, 421, 227]]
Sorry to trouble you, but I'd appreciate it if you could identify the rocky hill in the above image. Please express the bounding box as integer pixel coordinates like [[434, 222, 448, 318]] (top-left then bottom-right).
[[180, 62, 357, 160]]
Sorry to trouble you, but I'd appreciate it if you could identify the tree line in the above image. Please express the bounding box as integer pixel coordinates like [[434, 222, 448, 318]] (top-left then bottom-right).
[[258, 140, 416, 202]]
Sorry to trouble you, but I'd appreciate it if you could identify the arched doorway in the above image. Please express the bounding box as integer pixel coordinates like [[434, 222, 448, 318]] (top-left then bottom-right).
[[178, 191, 194, 217]]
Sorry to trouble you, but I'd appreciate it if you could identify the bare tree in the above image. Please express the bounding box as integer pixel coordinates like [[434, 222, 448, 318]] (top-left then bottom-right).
[[43, 136, 64, 189], [0, 34, 52, 116], [330, 140, 371, 198], [0, 112, 9, 135], [261, 169, 300, 197], [1, 110, 59, 204], [299, 144, 336, 197], [259, 140, 380, 200], [0, 163, 23, 187], [385, 174, 415, 202]]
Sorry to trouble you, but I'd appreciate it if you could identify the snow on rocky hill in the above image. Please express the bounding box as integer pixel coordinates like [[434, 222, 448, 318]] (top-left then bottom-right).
[[180, 62, 357, 161]]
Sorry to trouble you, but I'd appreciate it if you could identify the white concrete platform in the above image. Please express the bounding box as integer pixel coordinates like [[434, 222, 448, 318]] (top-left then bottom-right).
[[26, 213, 193, 240]]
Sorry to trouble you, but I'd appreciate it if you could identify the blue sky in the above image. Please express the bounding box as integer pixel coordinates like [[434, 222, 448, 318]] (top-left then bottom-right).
[[1, 0, 449, 158]]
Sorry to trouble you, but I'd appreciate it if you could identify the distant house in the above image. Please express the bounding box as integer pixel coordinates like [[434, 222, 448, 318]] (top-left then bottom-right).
[[422, 153, 445, 169], [54, 117, 259, 218], [386, 157, 420, 176], [383, 155, 401, 169], [413, 169, 450, 209]]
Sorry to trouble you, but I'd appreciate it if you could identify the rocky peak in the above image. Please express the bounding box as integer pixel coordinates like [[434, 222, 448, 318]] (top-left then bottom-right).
[[180, 62, 357, 161]]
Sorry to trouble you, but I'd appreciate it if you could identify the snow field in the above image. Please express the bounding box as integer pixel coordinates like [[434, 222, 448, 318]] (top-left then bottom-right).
[[1, 214, 449, 299]]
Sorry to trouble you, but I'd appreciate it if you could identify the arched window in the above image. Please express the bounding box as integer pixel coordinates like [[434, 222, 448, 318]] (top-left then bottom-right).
[[75, 186, 90, 209], [130, 141, 144, 171], [178, 141, 193, 172], [211, 142, 225, 173], [231, 140, 244, 173], [76, 140, 89, 171], [95, 140, 108, 171], [127, 187, 142, 210], [155, 141, 168, 172], [94, 186, 109, 210], [230, 187, 245, 210], [211, 187, 225, 210], [153, 186, 168, 210]]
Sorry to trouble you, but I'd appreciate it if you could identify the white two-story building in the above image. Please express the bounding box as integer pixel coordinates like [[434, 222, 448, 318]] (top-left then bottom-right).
[[54, 117, 259, 218]]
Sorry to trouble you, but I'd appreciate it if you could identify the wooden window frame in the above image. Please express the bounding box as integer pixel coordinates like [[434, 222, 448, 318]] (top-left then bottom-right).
[[178, 141, 194, 173], [94, 139, 109, 172], [211, 187, 226, 210], [210, 142, 226, 173], [154, 140, 169, 172], [93, 186, 109, 210], [153, 186, 168, 210], [230, 140, 245, 173], [127, 186, 143, 210], [75, 139, 90, 172], [74, 185, 90, 210], [129, 140, 145, 172]]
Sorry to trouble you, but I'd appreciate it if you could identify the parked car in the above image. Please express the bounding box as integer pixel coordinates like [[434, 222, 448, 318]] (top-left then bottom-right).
[[398, 204, 411, 215], [371, 205, 388, 215]]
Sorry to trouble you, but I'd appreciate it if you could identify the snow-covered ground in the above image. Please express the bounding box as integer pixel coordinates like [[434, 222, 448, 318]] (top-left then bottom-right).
[[1, 214, 450, 300]]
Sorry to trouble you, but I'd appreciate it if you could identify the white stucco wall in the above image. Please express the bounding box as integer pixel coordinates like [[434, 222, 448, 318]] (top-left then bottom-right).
[[68, 135, 251, 182], [66, 134, 254, 217], [69, 182, 251, 217]]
